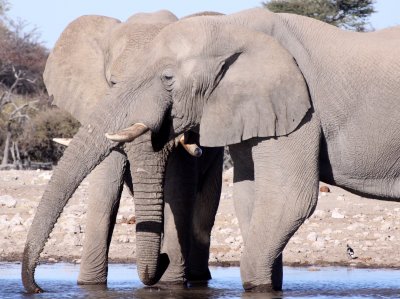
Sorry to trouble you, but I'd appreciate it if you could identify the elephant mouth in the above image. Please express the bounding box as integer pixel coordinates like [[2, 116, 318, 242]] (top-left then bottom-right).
[[108, 116, 202, 157]]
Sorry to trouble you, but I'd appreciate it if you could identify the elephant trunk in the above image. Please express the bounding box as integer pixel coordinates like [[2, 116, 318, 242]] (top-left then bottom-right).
[[127, 133, 173, 285], [22, 124, 116, 293]]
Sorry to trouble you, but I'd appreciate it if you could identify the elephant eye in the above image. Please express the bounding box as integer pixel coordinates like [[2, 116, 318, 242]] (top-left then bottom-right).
[[161, 69, 174, 88]]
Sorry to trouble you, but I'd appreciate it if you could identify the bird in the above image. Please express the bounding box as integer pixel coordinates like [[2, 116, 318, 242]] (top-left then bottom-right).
[[347, 244, 356, 259]]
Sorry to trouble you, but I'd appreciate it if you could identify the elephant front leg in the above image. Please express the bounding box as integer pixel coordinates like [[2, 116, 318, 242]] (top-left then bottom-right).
[[230, 141, 283, 289], [241, 115, 320, 292], [78, 150, 127, 285]]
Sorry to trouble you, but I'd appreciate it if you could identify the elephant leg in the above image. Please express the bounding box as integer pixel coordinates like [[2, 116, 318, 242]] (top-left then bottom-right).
[[230, 142, 282, 287], [186, 147, 223, 281], [160, 146, 198, 284], [78, 150, 127, 285], [241, 114, 320, 292]]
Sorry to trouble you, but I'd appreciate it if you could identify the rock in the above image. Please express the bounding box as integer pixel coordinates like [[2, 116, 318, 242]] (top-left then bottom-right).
[[373, 216, 384, 222], [127, 216, 136, 224], [319, 186, 330, 193], [225, 236, 235, 244], [313, 210, 326, 219], [336, 195, 346, 201], [380, 222, 392, 231], [73, 234, 83, 246], [11, 225, 26, 233], [10, 213, 23, 226], [332, 209, 345, 219], [0, 195, 17, 208], [322, 228, 332, 235], [307, 232, 318, 241], [118, 235, 130, 243]]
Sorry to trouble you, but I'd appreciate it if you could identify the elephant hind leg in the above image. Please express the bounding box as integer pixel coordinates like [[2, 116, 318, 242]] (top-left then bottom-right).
[[186, 147, 224, 282], [241, 114, 320, 292], [77, 150, 127, 285]]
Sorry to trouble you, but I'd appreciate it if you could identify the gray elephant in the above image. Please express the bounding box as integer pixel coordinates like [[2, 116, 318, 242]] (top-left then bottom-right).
[[87, 9, 400, 292], [22, 10, 224, 292], [100, 10, 399, 292]]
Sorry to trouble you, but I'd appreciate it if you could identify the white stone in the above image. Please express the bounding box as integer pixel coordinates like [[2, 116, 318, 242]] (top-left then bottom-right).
[[74, 235, 83, 246], [118, 235, 129, 243], [331, 209, 345, 219], [322, 228, 332, 235], [10, 213, 23, 226], [312, 240, 325, 249], [38, 172, 52, 180], [73, 225, 82, 234], [307, 232, 318, 241], [11, 225, 26, 233], [225, 236, 235, 244], [313, 210, 326, 219], [380, 222, 391, 231], [0, 195, 17, 208], [336, 195, 345, 201], [373, 216, 384, 222]]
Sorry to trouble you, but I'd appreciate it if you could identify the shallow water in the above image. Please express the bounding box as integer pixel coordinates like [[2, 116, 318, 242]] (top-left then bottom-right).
[[1, 263, 400, 298]]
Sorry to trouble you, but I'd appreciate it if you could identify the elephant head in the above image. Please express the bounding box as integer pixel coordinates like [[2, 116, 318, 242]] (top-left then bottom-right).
[[106, 16, 310, 147]]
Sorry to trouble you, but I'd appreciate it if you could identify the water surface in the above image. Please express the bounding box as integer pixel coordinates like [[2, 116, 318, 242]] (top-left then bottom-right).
[[1, 263, 399, 298]]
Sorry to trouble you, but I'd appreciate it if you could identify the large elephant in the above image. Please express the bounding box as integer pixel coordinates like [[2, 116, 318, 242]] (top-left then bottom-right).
[[21, 10, 224, 293], [94, 9, 399, 292]]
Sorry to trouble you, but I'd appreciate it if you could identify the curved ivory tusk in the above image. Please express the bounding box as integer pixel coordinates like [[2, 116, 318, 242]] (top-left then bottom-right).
[[105, 123, 149, 142], [52, 138, 72, 147], [179, 135, 202, 157]]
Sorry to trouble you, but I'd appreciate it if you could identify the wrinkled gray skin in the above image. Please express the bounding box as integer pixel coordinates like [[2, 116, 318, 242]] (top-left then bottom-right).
[[50, 9, 398, 292], [21, 10, 223, 293]]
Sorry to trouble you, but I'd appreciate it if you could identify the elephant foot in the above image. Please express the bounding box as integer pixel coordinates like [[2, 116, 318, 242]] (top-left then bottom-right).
[[77, 279, 107, 285], [186, 268, 212, 282], [156, 279, 188, 290], [243, 282, 282, 293]]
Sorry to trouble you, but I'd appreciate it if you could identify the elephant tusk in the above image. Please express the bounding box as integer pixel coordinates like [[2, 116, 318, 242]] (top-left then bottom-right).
[[178, 135, 202, 157], [105, 123, 149, 142], [52, 138, 72, 146]]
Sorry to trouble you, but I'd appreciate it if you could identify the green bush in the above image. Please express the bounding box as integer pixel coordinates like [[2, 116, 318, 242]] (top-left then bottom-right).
[[20, 108, 80, 163]]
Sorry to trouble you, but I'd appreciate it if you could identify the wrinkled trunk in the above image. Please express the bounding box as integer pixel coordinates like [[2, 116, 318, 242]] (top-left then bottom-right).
[[126, 132, 174, 285], [21, 121, 117, 293]]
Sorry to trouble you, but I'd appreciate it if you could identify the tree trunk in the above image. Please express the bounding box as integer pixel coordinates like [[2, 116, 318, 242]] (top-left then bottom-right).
[[1, 128, 11, 167]]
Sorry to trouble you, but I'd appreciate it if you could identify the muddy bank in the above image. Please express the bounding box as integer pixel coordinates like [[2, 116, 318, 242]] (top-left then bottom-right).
[[1, 169, 400, 268]]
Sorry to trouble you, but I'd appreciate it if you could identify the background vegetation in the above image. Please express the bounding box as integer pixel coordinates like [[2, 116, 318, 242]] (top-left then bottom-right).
[[0, 0, 79, 169], [0, 0, 377, 169]]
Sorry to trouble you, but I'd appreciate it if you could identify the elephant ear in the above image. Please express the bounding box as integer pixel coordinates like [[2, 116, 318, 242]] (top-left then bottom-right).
[[43, 15, 120, 125], [199, 33, 311, 147]]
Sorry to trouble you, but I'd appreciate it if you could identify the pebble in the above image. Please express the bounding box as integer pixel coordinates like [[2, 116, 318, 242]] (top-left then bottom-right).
[[0, 195, 17, 208], [331, 209, 345, 219], [319, 186, 330, 193], [307, 232, 318, 241]]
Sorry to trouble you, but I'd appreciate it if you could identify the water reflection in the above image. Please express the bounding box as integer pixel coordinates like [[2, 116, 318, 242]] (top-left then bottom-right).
[[1, 263, 400, 298]]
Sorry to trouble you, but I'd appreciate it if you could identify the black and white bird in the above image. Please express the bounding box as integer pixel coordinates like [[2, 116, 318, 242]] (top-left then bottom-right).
[[347, 244, 356, 259]]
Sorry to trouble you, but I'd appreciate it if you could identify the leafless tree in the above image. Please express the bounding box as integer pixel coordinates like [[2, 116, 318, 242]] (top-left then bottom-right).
[[0, 66, 38, 168]]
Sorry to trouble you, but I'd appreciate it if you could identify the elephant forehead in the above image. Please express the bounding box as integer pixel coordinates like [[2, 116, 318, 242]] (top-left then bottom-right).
[[107, 22, 166, 80]]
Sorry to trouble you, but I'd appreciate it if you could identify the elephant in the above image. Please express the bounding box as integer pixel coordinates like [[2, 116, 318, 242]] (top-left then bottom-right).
[[21, 10, 224, 293], [89, 9, 399, 292]]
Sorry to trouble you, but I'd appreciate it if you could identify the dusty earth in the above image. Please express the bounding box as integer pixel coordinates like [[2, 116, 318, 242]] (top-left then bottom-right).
[[1, 169, 400, 269]]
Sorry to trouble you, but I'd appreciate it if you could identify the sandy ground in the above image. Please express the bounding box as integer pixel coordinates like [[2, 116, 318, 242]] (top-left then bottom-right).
[[1, 169, 400, 268]]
